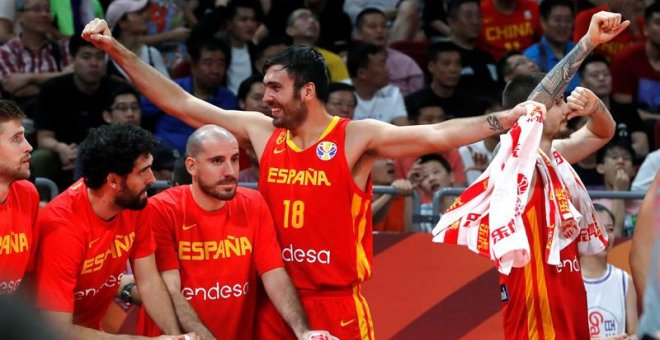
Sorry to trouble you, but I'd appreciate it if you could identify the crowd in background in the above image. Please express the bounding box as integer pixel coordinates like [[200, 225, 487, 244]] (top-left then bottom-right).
[[1, 0, 660, 236]]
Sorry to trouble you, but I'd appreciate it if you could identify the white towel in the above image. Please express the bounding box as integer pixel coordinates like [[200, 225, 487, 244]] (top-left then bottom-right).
[[432, 103, 608, 274]]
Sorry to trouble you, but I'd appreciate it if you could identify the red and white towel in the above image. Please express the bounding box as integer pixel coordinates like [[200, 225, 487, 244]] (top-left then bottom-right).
[[432, 103, 608, 274]]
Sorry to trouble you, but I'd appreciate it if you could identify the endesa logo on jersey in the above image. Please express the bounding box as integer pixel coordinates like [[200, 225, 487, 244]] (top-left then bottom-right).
[[282, 244, 331, 264], [0, 279, 22, 294], [74, 273, 124, 300], [182, 281, 249, 301], [316, 141, 337, 161]]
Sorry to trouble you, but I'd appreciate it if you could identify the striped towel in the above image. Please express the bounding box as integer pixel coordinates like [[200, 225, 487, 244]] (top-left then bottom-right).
[[432, 103, 608, 274]]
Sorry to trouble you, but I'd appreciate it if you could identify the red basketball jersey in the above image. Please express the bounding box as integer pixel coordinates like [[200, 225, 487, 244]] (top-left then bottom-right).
[[258, 116, 373, 291], [500, 174, 589, 340], [0, 180, 39, 294]]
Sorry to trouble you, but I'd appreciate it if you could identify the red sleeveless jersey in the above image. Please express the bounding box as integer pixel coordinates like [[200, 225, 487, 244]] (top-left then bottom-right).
[[500, 174, 589, 340], [258, 116, 373, 291]]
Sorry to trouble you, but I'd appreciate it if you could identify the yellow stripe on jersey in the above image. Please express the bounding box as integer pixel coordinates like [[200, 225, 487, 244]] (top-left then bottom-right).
[[352, 193, 372, 281], [352, 285, 375, 340], [285, 116, 341, 152], [525, 207, 556, 339]]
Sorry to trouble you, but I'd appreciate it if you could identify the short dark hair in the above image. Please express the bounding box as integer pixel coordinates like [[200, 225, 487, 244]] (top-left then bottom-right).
[[253, 35, 289, 65], [104, 83, 140, 111], [263, 44, 330, 101], [346, 42, 384, 78], [237, 73, 264, 101], [80, 124, 156, 189], [645, 1, 660, 21], [539, 0, 574, 19], [327, 82, 357, 105], [428, 41, 461, 62], [502, 73, 545, 109], [225, 0, 263, 21], [188, 38, 232, 66], [593, 203, 615, 224], [496, 50, 523, 81], [69, 34, 97, 57], [355, 7, 386, 31], [447, 0, 480, 19], [406, 96, 442, 122], [578, 54, 609, 78], [418, 153, 451, 173], [596, 139, 635, 164], [0, 100, 25, 125]]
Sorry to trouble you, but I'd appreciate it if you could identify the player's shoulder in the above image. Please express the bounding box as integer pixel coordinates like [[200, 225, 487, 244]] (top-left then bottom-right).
[[234, 186, 266, 203], [39, 180, 87, 221], [10, 180, 39, 198], [151, 185, 189, 205]]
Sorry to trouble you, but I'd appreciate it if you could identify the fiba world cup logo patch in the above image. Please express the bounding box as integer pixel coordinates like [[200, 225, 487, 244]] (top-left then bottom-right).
[[316, 141, 337, 161]]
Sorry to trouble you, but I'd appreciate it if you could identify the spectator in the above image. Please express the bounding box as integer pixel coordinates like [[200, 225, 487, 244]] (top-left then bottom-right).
[[325, 82, 357, 120], [632, 149, 660, 192], [523, 0, 579, 94], [104, 0, 170, 81], [236, 73, 268, 182], [0, 100, 38, 295], [574, 0, 645, 62], [258, 0, 352, 53], [593, 140, 639, 236], [406, 42, 486, 119], [422, 0, 450, 41], [581, 204, 638, 339], [143, 0, 193, 70], [135, 125, 331, 339], [223, 0, 261, 94], [372, 158, 413, 232], [477, 0, 541, 60], [347, 42, 407, 124], [354, 7, 424, 96], [396, 96, 467, 187], [447, 0, 499, 100], [34, 124, 200, 339], [496, 50, 539, 84], [580, 54, 648, 159], [285, 8, 349, 82], [252, 34, 288, 73], [32, 34, 122, 190], [612, 2, 660, 120], [0, 0, 16, 44], [0, 0, 72, 115], [141, 38, 238, 154], [404, 154, 455, 232]]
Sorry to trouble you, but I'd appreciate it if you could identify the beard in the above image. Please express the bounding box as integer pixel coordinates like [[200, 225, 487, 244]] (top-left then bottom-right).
[[0, 161, 30, 182], [272, 99, 308, 130], [198, 176, 238, 201], [115, 184, 149, 210]]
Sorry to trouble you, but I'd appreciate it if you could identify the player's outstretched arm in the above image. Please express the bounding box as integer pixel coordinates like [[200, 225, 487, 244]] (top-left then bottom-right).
[[80, 19, 270, 145], [261, 268, 338, 340], [358, 101, 529, 160], [528, 11, 629, 108], [160, 270, 216, 340]]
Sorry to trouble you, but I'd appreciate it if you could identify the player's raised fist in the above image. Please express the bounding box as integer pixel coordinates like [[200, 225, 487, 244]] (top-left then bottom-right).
[[81, 18, 114, 50], [587, 11, 630, 46]]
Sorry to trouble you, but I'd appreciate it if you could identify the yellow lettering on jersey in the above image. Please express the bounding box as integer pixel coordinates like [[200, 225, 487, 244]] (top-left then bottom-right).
[[81, 233, 136, 275], [0, 232, 29, 255], [485, 22, 533, 41], [178, 236, 253, 261], [266, 167, 332, 187]]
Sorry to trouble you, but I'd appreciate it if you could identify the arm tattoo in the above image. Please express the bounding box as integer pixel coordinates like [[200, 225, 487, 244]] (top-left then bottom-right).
[[529, 37, 595, 107], [487, 115, 504, 131]]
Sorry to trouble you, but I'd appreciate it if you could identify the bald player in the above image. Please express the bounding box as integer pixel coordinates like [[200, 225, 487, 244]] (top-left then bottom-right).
[[136, 125, 335, 340]]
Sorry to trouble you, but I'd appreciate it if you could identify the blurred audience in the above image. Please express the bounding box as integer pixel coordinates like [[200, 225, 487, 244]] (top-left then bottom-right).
[[325, 82, 356, 120]]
